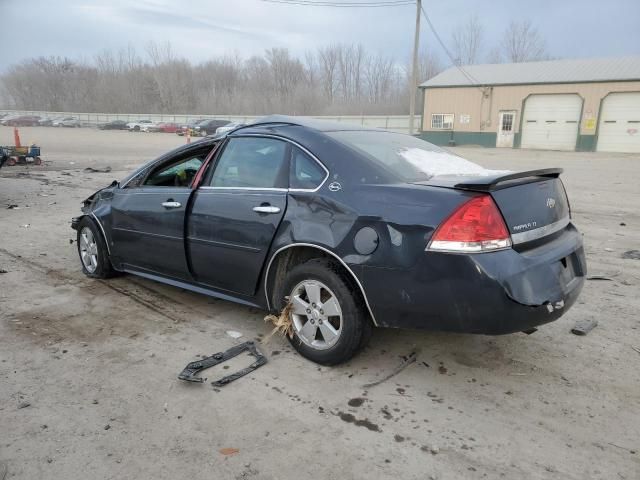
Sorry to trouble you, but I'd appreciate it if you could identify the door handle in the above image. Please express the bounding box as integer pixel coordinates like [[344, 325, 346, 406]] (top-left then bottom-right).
[[252, 205, 280, 214], [162, 201, 182, 209]]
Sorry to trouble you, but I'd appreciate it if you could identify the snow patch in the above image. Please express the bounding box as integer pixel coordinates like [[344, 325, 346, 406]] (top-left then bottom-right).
[[398, 148, 510, 178]]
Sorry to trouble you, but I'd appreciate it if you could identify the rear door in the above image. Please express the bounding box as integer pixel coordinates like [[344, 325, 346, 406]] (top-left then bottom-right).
[[110, 145, 213, 280], [187, 136, 289, 295]]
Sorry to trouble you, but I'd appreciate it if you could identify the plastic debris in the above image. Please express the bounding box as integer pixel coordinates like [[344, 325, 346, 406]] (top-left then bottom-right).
[[83, 166, 112, 173], [622, 250, 640, 260], [571, 319, 598, 336], [219, 448, 239, 456], [226, 330, 243, 339]]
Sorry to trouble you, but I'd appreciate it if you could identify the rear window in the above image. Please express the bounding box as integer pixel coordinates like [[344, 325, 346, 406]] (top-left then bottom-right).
[[327, 130, 501, 182]]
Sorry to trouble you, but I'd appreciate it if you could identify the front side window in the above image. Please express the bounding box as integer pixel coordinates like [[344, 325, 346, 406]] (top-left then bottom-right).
[[143, 148, 211, 187], [290, 147, 326, 190], [431, 114, 454, 130], [210, 137, 288, 188]]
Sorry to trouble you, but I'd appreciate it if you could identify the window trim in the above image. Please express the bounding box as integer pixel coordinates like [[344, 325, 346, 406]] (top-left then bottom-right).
[[431, 113, 454, 130], [289, 145, 328, 192], [140, 145, 213, 188], [201, 134, 329, 193], [206, 135, 290, 190]]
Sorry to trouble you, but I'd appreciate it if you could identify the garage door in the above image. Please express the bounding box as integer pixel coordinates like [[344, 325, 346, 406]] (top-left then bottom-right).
[[596, 92, 640, 153], [520, 94, 582, 151]]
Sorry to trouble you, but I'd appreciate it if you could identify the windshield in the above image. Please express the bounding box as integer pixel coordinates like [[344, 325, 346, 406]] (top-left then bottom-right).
[[328, 130, 507, 182]]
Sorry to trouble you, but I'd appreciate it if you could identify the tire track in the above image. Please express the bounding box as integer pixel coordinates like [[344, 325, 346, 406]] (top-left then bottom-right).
[[0, 247, 202, 324]]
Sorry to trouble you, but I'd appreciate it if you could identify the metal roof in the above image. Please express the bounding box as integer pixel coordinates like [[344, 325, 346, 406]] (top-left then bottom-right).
[[420, 56, 640, 88]]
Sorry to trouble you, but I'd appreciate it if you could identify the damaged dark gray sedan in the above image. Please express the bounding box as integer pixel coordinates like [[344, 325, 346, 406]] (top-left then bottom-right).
[[72, 116, 586, 365]]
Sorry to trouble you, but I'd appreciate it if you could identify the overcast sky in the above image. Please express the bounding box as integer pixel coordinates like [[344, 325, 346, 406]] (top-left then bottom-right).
[[1, 0, 639, 70]]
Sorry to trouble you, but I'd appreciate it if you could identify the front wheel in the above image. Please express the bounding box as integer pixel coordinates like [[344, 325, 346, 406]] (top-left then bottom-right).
[[76, 217, 117, 279], [276, 258, 372, 365]]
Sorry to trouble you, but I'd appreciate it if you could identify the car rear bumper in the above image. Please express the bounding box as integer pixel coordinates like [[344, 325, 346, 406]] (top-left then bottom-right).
[[358, 224, 586, 334]]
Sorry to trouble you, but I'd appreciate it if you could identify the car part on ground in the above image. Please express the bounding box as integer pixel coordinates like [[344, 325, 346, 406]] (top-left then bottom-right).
[[178, 341, 267, 386], [571, 318, 598, 335], [71, 115, 586, 365]]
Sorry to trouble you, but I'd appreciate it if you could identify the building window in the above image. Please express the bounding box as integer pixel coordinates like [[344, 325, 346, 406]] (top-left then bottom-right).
[[431, 114, 454, 130]]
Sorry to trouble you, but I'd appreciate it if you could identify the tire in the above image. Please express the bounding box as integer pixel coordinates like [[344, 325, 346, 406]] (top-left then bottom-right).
[[134, 125, 140, 131], [276, 258, 372, 365], [34, 157, 42, 166], [76, 216, 117, 279], [7, 157, 17, 166]]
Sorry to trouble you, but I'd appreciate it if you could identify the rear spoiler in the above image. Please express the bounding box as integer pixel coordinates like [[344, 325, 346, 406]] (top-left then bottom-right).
[[453, 168, 563, 191]]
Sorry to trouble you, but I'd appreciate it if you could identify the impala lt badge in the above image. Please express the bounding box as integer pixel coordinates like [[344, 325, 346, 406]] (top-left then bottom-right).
[[546, 197, 556, 208]]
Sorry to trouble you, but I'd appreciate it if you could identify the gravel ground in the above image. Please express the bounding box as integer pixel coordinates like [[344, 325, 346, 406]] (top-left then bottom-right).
[[1, 126, 639, 480]]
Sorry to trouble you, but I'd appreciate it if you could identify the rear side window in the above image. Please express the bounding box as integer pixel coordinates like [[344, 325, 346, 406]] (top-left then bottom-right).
[[210, 137, 288, 188], [290, 147, 326, 190], [328, 130, 501, 182]]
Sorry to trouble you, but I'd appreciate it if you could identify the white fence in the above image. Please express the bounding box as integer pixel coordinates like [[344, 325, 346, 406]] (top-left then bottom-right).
[[0, 109, 422, 134]]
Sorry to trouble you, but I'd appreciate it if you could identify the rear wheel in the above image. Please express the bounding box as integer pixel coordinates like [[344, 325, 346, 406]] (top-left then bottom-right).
[[34, 156, 42, 166], [276, 258, 372, 365], [7, 157, 16, 166], [76, 217, 117, 279]]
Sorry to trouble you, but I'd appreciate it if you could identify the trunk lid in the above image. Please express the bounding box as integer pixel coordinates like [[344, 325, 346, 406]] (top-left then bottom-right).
[[416, 169, 571, 245]]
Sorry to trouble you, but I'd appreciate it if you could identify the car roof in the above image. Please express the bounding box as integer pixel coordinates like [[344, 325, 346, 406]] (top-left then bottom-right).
[[235, 114, 375, 134]]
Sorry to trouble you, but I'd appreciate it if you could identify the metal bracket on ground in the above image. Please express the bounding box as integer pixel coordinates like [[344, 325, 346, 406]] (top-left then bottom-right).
[[178, 341, 267, 387]]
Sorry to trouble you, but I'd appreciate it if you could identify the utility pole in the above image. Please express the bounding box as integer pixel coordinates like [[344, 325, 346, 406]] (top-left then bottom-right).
[[409, 0, 421, 135]]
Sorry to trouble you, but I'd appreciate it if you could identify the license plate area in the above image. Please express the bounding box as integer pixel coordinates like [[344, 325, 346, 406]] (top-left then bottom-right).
[[557, 252, 583, 286]]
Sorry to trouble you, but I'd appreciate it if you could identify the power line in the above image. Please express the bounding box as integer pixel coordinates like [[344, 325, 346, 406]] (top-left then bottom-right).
[[419, 3, 481, 86], [259, 0, 414, 7]]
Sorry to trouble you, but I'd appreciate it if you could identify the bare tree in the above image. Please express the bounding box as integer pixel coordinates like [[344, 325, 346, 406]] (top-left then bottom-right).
[[451, 15, 484, 65], [500, 20, 549, 63], [0, 42, 434, 115], [317, 44, 340, 103]]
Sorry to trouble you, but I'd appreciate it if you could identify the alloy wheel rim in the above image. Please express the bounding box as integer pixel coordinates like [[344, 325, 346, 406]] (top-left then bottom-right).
[[290, 280, 342, 350], [79, 227, 99, 273]]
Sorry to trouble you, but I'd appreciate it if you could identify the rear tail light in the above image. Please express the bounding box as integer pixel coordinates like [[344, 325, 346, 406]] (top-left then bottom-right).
[[427, 195, 511, 253]]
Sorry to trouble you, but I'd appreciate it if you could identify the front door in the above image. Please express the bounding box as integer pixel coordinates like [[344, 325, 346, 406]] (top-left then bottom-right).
[[110, 145, 213, 280], [188, 136, 289, 295], [497, 111, 516, 148]]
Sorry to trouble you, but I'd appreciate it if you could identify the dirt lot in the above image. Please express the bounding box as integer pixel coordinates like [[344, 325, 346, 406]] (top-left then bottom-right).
[[1, 126, 639, 480]]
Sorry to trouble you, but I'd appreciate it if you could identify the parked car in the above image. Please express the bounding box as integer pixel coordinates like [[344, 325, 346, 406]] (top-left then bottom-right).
[[176, 119, 206, 136], [193, 119, 230, 136], [127, 120, 155, 131], [145, 122, 180, 133], [38, 116, 62, 126], [52, 116, 79, 127], [60, 116, 82, 127], [3, 115, 41, 126], [1, 114, 19, 125], [215, 122, 244, 135], [98, 120, 129, 130], [71, 115, 586, 365]]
